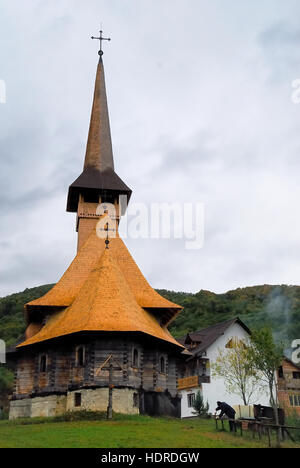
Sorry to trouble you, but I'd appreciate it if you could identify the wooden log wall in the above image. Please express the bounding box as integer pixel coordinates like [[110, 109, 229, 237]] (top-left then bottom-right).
[[13, 334, 179, 399]]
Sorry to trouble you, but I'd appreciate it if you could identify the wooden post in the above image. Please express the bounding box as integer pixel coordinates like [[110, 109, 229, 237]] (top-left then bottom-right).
[[275, 427, 281, 449], [258, 424, 262, 440], [107, 362, 113, 420], [267, 427, 271, 448]]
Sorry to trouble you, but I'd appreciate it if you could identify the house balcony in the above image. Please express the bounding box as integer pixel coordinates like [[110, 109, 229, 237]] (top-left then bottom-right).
[[278, 377, 300, 391], [178, 374, 210, 390]]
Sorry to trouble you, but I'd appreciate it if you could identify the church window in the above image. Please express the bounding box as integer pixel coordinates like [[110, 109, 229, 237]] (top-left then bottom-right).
[[160, 356, 166, 373], [76, 346, 85, 367], [39, 355, 47, 373], [74, 393, 82, 407], [132, 348, 139, 367]]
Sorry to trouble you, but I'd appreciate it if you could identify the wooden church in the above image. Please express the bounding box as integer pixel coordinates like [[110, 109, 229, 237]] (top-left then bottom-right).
[[9, 38, 184, 419]]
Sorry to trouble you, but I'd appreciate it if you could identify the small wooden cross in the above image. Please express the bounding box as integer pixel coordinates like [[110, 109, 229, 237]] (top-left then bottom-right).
[[91, 29, 111, 56], [95, 354, 123, 419]]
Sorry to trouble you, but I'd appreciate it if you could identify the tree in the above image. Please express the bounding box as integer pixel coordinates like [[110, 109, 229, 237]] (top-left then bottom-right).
[[211, 340, 265, 405], [0, 367, 13, 396], [192, 391, 209, 417], [247, 328, 283, 427]]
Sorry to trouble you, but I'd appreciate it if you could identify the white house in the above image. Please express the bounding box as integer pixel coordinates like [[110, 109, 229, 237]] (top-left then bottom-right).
[[178, 318, 270, 418]]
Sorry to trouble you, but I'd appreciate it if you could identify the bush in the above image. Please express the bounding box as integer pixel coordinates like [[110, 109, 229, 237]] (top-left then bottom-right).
[[192, 391, 209, 418], [286, 412, 300, 442]]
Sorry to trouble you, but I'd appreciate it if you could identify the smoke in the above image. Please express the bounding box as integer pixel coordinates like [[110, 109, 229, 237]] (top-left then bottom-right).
[[264, 286, 293, 356]]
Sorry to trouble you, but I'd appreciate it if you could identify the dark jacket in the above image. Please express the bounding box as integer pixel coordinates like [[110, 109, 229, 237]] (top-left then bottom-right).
[[216, 402, 236, 419]]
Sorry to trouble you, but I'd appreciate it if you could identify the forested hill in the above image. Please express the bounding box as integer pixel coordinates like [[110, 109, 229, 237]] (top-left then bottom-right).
[[0, 284, 299, 348]]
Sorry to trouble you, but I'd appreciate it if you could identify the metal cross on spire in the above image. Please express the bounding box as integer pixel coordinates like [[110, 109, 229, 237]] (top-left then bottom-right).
[[91, 29, 111, 57]]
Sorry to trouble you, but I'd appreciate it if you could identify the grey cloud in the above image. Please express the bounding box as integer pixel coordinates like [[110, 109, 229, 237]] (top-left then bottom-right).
[[258, 21, 300, 81], [1, 0, 300, 297]]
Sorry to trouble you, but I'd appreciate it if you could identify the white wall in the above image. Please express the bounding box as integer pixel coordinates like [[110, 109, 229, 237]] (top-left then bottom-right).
[[180, 323, 270, 418], [180, 386, 202, 418], [202, 323, 270, 413]]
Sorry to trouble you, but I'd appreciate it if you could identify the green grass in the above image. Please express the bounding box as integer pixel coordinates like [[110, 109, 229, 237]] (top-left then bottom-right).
[[0, 414, 298, 448]]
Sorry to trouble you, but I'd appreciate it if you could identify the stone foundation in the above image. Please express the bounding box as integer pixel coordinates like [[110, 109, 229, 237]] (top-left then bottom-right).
[[9, 387, 140, 419], [9, 395, 67, 420]]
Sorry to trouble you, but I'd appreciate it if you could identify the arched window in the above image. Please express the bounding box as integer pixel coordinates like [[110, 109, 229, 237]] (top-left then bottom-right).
[[160, 356, 165, 373], [132, 348, 139, 367], [76, 346, 85, 367], [40, 355, 47, 373]]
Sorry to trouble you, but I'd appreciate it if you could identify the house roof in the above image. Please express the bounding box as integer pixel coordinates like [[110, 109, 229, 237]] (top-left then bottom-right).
[[26, 230, 181, 326], [282, 356, 300, 371], [182, 317, 251, 359], [19, 247, 184, 349]]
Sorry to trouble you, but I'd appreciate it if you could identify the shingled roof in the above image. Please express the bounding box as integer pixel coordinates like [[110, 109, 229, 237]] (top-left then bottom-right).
[[19, 247, 183, 349], [26, 229, 181, 326], [66, 58, 132, 212], [182, 318, 251, 359]]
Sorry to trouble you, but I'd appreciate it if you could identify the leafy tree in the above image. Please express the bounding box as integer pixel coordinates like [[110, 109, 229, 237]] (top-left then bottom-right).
[[192, 391, 209, 418], [211, 340, 266, 405], [247, 328, 283, 426], [0, 367, 14, 397]]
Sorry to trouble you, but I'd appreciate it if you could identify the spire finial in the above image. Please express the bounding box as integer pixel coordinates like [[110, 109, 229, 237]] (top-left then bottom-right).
[[105, 222, 110, 249], [91, 29, 111, 57]]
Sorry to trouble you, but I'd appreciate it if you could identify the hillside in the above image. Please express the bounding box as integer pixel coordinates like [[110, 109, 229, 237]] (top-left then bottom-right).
[[164, 285, 300, 345], [0, 283, 299, 348], [0, 283, 298, 401]]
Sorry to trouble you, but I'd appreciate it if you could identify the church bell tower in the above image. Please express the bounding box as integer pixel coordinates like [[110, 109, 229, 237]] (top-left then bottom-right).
[[67, 40, 131, 251]]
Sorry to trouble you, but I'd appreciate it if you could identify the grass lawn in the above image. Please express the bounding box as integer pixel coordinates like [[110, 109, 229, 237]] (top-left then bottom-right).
[[0, 414, 299, 448]]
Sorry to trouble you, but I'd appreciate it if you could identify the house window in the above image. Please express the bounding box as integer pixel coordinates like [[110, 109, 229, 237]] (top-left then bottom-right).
[[132, 348, 139, 367], [74, 393, 82, 407], [39, 355, 47, 373], [187, 393, 195, 408], [278, 366, 284, 379], [225, 339, 233, 349], [133, 393, 139, 408], [76, 346, 85, 367], [289, 395, 300, 407], [160, 356, 166, 373], [292, 372, 300, 380]]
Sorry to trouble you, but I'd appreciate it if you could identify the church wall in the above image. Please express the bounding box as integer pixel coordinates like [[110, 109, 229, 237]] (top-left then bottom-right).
[[67, 388, 139, 415], [167, 357, 178, 397], [9, 399, 32, 419], [9, 395, 67, 420], [54, 349, 70, 392], [9, 388, 139, 419], [11, 334, 180, 418], [15, 356, 35, 396]]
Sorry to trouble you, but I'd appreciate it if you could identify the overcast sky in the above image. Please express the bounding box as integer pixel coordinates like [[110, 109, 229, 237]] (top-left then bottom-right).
[[1, 0, 300, 297]]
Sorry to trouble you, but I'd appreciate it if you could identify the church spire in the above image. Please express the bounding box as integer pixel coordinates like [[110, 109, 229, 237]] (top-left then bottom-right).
[[84, 57, 114, 172], [66, 38, 132, 219]]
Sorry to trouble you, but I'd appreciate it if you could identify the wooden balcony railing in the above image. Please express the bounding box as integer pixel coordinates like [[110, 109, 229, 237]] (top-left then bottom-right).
[[178, 374, 210, 390]]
